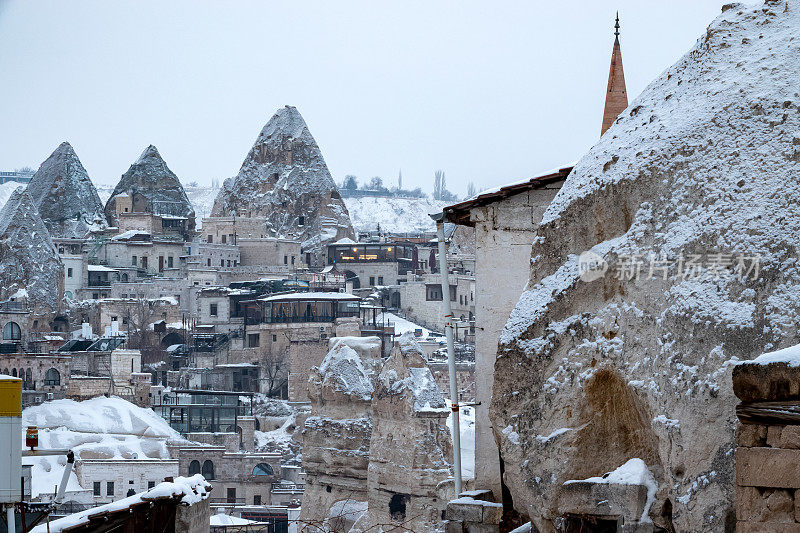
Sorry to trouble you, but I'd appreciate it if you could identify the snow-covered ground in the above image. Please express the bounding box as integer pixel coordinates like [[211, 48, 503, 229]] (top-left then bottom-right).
[[378, 311, 438, 339], [344, 196, 445, 233], [23, 396, 186, 498], [0, 181, 26, 211]]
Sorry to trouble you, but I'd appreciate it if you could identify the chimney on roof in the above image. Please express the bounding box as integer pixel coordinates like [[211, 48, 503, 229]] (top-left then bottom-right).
[[601, 12, 628, 136]]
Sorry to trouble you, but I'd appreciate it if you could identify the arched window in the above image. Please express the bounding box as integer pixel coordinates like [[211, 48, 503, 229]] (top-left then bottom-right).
[[252, 463, 274, 476], [3, 322, 21, 340], [25, 368, 31, 384], [44, 368, 60, 386], [201, 460, 214, 480], [188, 460, 200, 476], [1, 369, 7, 376], [11, 369, 16, 378], [121, 273, 128, 282]]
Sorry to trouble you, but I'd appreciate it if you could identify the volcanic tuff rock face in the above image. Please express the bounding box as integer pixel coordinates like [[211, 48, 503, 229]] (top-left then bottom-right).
[[104, 145, 195, 228], [26, 142, 107, 239], [491, 1, 800, 531], [355, 335, 453, 533], [211, 106, 354, 265], [300, 338, 380, 527], [0, 190, 62, 312]]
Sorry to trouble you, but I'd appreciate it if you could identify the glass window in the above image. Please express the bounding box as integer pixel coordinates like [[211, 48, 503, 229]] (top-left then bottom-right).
[[3, 322, 21, 340], [107, 481, 114, 496], [44, 368, 60, 386], [252, 463, 274, 476], [189, 460, 200, 476], [93, 482, 101, 496], [202, 460, 215, 480]]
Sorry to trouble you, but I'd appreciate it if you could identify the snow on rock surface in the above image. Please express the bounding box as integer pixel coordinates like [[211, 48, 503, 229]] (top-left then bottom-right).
[[564, 458, 658, 523], [26, 142, 107, 238], [491, 2, 800, 531], [738, 343, 800, 366], [301, 338, 375, 526], [343, 196, 445, 233], [315, 342, 374, 401], [211, 106, 354, 264], [30, 474, 211, 533], [104, 145, 195, 227], [0, 189, 62, 312]]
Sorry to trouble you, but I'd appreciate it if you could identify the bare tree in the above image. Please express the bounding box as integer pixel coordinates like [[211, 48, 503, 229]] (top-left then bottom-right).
[[261, 349, 289, 398], [466, 181, 476, 198], [433, 170, 445, 200]]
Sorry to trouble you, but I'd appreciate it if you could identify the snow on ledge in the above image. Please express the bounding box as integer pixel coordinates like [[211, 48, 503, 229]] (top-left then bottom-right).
[[738, 344, 800, 367], [563, 458, 657, 524], [31, 474, 211, 533]]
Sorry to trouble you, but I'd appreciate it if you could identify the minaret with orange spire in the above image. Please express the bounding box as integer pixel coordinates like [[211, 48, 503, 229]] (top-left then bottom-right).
[[601, 12, 628, 135]]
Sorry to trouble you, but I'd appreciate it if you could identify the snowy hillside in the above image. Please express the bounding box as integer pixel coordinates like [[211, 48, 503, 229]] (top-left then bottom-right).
[[0, 181, 25, 211], [344, 196, 445, 233]]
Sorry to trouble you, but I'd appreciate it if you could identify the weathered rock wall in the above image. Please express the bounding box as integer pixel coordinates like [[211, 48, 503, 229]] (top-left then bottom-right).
[[26, 142, 107, 238], [300, 339, 376, 528], [490, 2, 800, 531], [0, 190, 63, 314], [357, 336, 453, 532]]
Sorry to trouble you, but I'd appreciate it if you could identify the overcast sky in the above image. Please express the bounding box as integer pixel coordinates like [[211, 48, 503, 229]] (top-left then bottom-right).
[[0, 0, 726, 195]]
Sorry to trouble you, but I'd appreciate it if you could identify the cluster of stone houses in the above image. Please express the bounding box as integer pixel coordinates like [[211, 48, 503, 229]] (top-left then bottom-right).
[[0, 104, 483, 529]]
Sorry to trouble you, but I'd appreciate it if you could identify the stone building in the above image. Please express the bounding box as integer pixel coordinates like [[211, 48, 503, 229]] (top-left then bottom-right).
[[398, 272, 474, 337], [732, 346, 800, 532], [172, 443, 283, 507], [241, 292, 363, 400], [0, 353, 70, 406], [0, 296, 30, 354], [104, 145, 196, 238], [441, 165, 571, 498], [101, 231, 186, 278], [326, 239, 421, 289], [76, 458, 180, 504]]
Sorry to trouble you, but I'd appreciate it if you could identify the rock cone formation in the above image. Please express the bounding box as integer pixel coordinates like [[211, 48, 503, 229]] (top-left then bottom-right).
[[356, 335, 452, 532], [301, 338, 378, 527], [26, 141, 107, 238], [0, 189, 63, 312], [491, 1, 800, 531], [104, 145, 195, 230], [211, 106, 354, 266]]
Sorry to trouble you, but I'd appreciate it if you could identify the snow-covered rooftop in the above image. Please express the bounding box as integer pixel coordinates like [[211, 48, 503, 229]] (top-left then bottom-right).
[[260, 291, 359, 302]]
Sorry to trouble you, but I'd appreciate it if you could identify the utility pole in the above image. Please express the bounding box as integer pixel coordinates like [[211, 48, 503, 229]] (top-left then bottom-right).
[[432, 212, 463, 495]]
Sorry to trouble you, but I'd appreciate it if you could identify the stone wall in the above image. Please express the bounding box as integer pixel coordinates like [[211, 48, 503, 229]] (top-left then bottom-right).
[[733, 354, 800, 532], [76, 459, 178, 503]]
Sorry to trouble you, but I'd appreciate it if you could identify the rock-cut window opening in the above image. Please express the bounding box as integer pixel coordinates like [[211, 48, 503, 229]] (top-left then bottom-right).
[[389, 493, 410, 521]]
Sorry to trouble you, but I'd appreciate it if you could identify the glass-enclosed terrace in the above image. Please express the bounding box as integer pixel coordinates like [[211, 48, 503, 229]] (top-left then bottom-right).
[[242, 292, 361, 325], [153, 389, 253, 434], [327, 243, 416, 266]]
